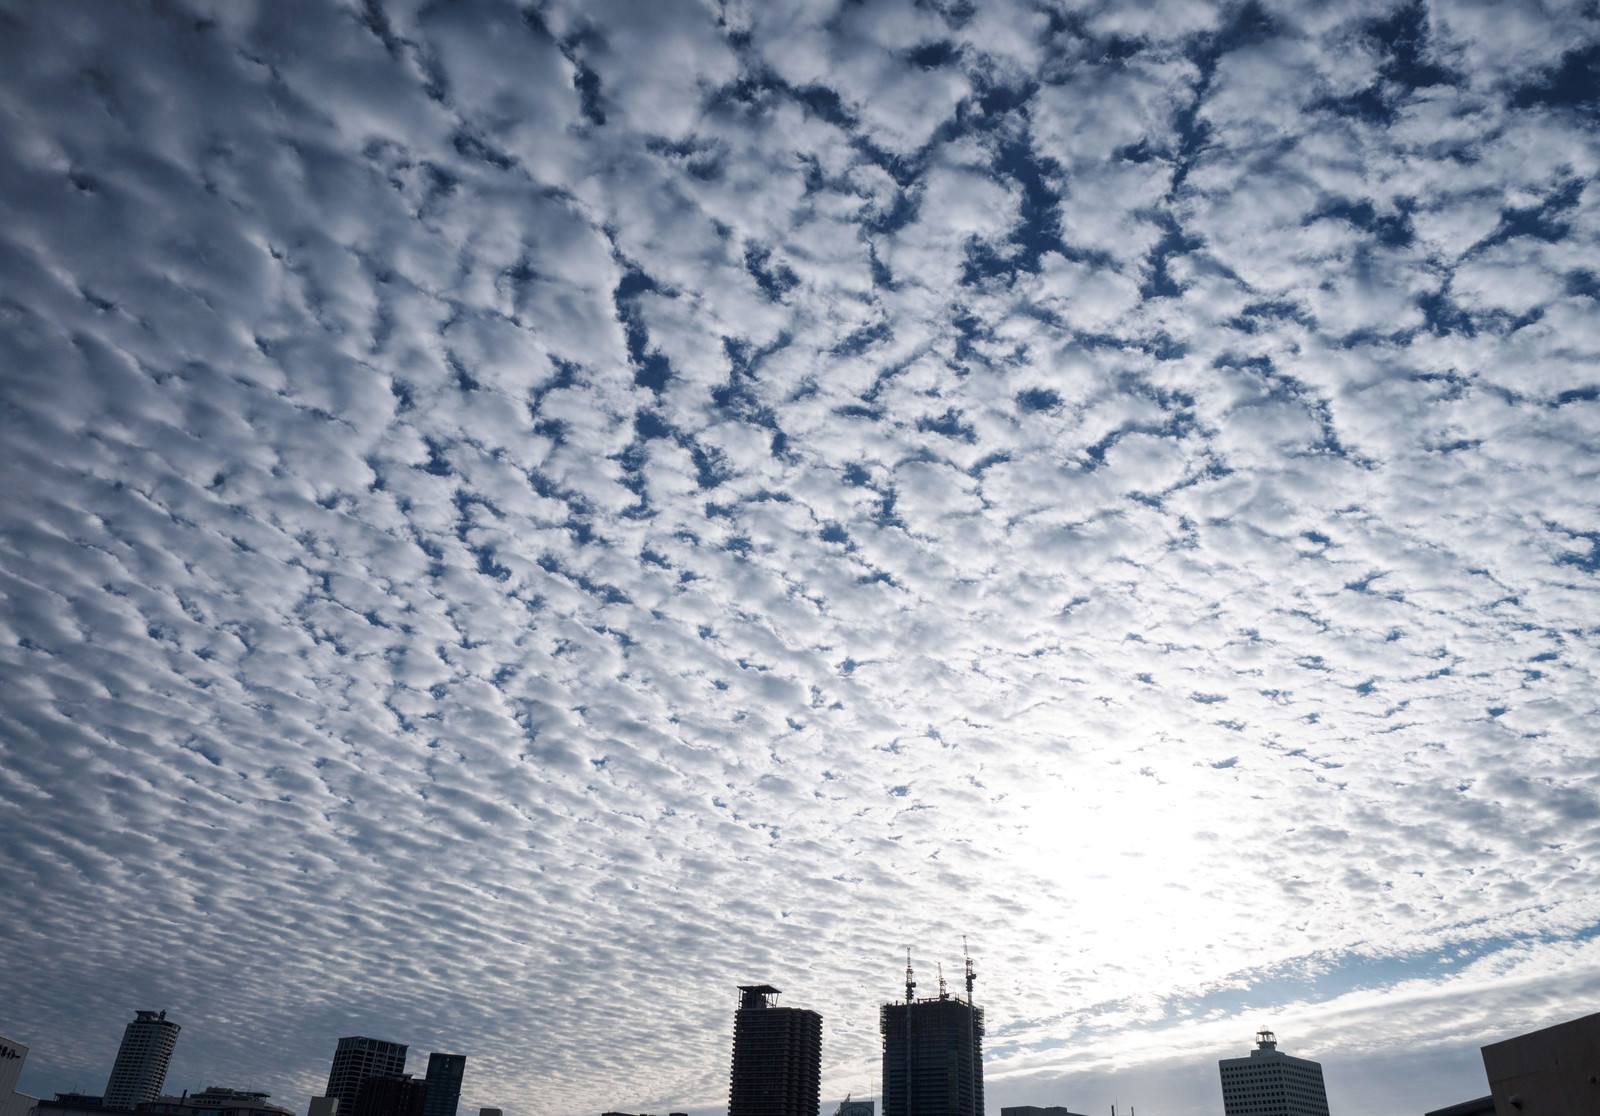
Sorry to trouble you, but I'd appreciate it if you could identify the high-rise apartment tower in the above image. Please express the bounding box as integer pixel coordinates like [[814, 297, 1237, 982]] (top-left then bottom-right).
[[104, 1011, 181, 1109], [1218, 1030, 1330, 1116], [728, 986, 822, 1116], [421, 1055, 465, 1116], [880, 954, 984, 1116], [325, 1038, 408, 1116]]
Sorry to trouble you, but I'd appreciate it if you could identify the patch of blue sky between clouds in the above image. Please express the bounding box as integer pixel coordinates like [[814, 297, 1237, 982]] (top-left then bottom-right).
[[1, 1, 1599, 1115]]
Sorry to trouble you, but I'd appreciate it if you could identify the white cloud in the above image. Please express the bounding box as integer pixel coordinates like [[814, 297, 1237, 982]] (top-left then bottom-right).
[[2, 3, 1599, 1116]]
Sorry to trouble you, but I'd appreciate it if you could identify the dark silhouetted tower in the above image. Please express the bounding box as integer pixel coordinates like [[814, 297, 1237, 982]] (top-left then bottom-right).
[[353, 1077, 428, 1116], [104, 1011, 181, 1109], [728, 986, 822, 1116], [421, 1055, 465, 1116], [880, 955, 983, 1116], [326, 1038, 409, 1116], [1218, 1030, 1329, 1116]]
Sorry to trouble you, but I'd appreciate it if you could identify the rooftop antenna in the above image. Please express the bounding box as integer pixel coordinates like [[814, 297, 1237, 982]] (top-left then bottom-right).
[[938, 962, 948, 1000], [904, 949, 916, 1116], [963, 936, 979, 1116], [963, 935, 976, 1004]]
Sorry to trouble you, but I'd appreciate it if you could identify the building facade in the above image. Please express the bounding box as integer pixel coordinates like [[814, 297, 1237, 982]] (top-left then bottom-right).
[[728, 986, 822, 1116], [325, 1039, 408, 1116], [1217, 1030, 1329, 1116], [104, 1012, 181, 1110], [1480, 1009, 1600, 1113], [879, 975, 983, 1116], [1, 1036, 37, 1116], [421, 1056, 465, 1116]]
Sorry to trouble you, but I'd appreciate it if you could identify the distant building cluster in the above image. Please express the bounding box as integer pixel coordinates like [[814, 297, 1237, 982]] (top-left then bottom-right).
[[6, 981, 1599, 1116], [711, 951, 1598, 1116], [726, 953, 985, 1116], [307, 1036, 468, 1116], [5, 1013, 494, 1116]]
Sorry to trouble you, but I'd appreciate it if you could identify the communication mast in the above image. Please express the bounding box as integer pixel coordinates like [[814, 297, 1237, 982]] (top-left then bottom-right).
[[963, 935, 976, 1004]]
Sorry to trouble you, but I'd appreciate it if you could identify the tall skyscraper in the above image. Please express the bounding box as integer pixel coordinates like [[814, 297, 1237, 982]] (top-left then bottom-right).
[[1218, 1030, 1330, 1116], [728, 986, 822, 1116], [104, 1011, 181, 1109], [325, 1038, 408, 1116], [879, 955, 983, 1116], [421, 1055, 465, 1116]]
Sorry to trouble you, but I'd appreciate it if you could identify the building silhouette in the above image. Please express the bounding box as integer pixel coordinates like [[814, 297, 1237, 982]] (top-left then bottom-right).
[[880, 955, 983, 1116], [727, 986, 822, 1116], [1001, 1107, 1088, 1116], [104, 1012, 181, 1110], [1217, 1030, 1329, 1116], [352, 1077, 428, 1116], [1423, 1009, 1600, 1116], [420, 1056, 465, 1116], [141, 1088, 293, 1116], [1, 1034, 38, 1116], [325, 1038, 408, 1116]]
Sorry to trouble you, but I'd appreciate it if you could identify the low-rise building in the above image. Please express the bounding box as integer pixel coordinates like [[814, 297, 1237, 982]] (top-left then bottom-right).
[[142, 1089, 293, 1116]]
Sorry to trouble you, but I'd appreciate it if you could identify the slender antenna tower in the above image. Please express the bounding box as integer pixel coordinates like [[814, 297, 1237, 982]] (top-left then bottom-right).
[[964, 936, 978, 1116], [938, 962, 948, 999], [963, 936, 976, 1003], [904, 949, 915, 1116]]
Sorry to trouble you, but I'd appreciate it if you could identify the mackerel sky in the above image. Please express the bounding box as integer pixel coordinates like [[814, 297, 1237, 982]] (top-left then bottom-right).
[[1, 2, 1598, 1115]]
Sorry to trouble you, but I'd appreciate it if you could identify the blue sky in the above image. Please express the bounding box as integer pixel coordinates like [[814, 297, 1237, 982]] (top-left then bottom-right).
[[1, 2, 1598, 1116]]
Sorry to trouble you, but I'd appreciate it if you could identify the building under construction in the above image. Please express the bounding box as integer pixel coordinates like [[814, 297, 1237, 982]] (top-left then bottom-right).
[[728, 986, 823, 1116], [880, 953, 984, 1116]]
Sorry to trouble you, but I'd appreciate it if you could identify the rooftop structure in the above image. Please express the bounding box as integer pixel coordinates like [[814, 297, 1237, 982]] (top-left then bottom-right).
[[141, 1089, 293, 1116], [1217, 1030, 1329, 1116], [728, 986, 823, 1116]]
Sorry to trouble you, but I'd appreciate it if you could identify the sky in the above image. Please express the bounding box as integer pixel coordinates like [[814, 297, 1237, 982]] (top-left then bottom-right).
[[0, 1, 1598, 1115]]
